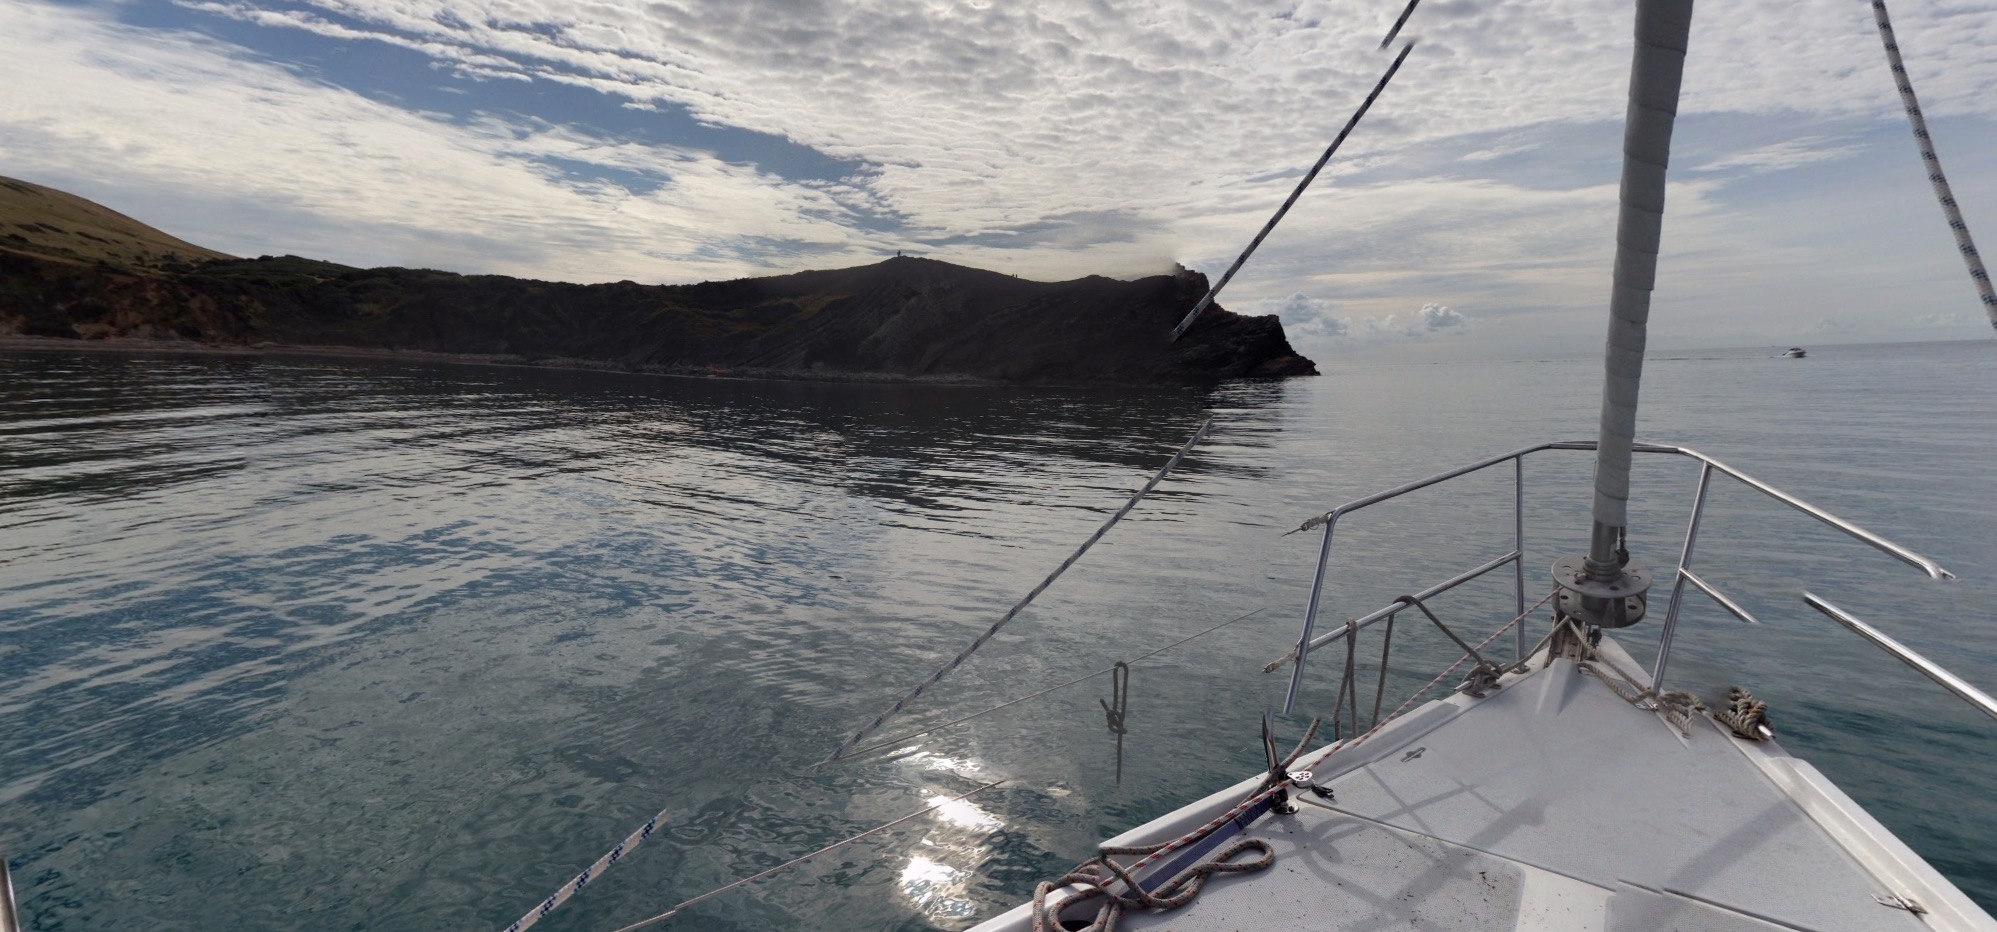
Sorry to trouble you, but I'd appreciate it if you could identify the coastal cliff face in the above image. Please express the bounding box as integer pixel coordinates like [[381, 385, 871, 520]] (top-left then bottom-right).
[[0, 178, 1316, 384]]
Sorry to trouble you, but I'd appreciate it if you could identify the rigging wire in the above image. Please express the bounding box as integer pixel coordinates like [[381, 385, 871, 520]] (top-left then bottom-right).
[[822, 417, 1215, 764], [603, 780, 1007, 932], [822, 606, 1265, 766], [1169, 42, 1416, 341]]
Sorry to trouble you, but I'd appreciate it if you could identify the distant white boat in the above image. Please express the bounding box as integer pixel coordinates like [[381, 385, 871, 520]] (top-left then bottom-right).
[[1784, 346, 1808, 358]]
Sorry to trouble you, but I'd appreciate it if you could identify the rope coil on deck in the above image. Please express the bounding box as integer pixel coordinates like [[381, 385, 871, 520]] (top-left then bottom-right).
[[1029, 722, 1320, 932], [1033, 588, 1555, 932]]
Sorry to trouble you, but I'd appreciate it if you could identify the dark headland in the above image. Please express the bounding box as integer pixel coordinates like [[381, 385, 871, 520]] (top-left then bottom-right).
[[0, 176, 1316, 385]]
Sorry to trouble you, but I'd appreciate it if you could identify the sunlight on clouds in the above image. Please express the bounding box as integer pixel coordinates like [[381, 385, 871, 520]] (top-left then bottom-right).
[[1, 0, 1993, 349], [0, 1, 889, 282], [154, 0, 1997, 282], [1265, 293, 1475, 352]]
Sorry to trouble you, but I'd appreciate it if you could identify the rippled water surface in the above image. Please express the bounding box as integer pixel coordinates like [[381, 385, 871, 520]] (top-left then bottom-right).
[[2, 341, 1994, 929]]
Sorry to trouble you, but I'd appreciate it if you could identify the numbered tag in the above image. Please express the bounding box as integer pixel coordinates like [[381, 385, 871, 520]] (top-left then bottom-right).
[[1286, 770, 1312, 785]]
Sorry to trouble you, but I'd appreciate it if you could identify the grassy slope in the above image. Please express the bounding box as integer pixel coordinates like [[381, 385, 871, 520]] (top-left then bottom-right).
[[0, 176, 233, 271]]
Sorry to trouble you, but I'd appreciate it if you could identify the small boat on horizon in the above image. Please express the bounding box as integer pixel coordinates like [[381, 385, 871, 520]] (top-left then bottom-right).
[[1784, 346, 1808, 358]]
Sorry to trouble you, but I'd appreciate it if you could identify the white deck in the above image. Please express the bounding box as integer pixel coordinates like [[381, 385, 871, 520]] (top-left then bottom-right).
[[973, 642, 1997, 932]]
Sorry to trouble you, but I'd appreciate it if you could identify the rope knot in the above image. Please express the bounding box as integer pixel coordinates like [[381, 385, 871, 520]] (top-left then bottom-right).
[[1459, 660, 1505, 698], [1715, 686, 1774, 740]]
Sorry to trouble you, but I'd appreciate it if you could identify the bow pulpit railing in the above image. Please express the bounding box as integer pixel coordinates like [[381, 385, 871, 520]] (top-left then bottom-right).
[[1271, 441, 1984, 724]]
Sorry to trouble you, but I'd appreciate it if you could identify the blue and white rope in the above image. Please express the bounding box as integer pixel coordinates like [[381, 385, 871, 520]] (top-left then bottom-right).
[[823, 416, 1214, 764], [501, 807, 670, 932]]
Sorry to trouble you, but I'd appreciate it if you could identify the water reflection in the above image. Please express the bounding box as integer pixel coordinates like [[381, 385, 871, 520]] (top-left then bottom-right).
[[883, 753, 1005, 922], [1, 345, 1993, 931], [901, 851, 978, 921], [898, 792, 1004, 922]]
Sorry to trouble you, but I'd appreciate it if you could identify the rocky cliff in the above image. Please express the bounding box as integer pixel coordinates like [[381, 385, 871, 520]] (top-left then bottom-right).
[[0, 177, 1316, 384]]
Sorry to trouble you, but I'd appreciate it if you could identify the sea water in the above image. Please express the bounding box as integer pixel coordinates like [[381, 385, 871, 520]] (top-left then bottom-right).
[[1, 340, 1992, 930]]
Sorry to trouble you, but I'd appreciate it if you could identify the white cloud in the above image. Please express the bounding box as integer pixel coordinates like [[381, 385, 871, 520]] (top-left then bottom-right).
[[0, 1, 895, 281], [1461, 141, 1542, 163], [1690, 137, 1866, 175], [1, 0, 1994, 350], [1339, 302, 1476, 341], [1418, 303, 1468, 330], [1260, 293, 1474, 350], [1269, 293, 1349, 340], [1913, 309, 1989, 328]]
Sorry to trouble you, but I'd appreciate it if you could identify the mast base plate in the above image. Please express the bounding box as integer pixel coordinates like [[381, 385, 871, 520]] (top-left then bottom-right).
[[1553, 556, 1652, 628], [1551, 556, 1653, 599]]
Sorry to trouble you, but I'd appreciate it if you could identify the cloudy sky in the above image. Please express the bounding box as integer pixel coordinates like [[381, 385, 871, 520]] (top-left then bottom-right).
[[3, 0, 1994, 357]]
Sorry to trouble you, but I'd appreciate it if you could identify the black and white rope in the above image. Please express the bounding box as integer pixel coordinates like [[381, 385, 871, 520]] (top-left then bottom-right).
[[1170, 44, 1415, 340], [501, 807, 670, 932], [1870, 0, 1997, 330], [1378, 0, 1422, 49]]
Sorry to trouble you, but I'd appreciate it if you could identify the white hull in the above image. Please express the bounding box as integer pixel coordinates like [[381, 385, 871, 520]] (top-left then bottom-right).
[[973, 635, 1996, 932]]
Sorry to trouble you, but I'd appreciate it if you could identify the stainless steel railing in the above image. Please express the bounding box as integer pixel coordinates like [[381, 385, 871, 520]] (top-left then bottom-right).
[[1, 856, 18, 932], [1274, 440, 1976, 721], [1805, 593, 1997, 723]]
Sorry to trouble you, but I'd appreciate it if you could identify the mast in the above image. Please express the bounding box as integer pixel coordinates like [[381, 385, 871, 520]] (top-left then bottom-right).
[[1560, 0, 1694, 629]]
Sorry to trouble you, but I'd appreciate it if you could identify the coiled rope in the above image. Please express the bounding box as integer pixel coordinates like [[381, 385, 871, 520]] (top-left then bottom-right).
[[1030, 722, 1321, 932], [824, 417, 1213, 765], [1869, 0, 1997, 330], [1715, 685, 1774, 740]]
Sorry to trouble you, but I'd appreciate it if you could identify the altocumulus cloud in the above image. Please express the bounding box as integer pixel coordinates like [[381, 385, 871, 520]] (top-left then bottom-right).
[[1267, 293, 1474, 348], [1, 0, 1993, 349]]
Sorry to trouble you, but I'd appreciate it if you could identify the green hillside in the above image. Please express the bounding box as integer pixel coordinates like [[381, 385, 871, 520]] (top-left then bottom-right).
[[0, 176, 233, 271]]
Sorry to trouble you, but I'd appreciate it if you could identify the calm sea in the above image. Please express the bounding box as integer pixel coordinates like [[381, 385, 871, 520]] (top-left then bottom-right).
[[2, 340, 1993, 930]]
